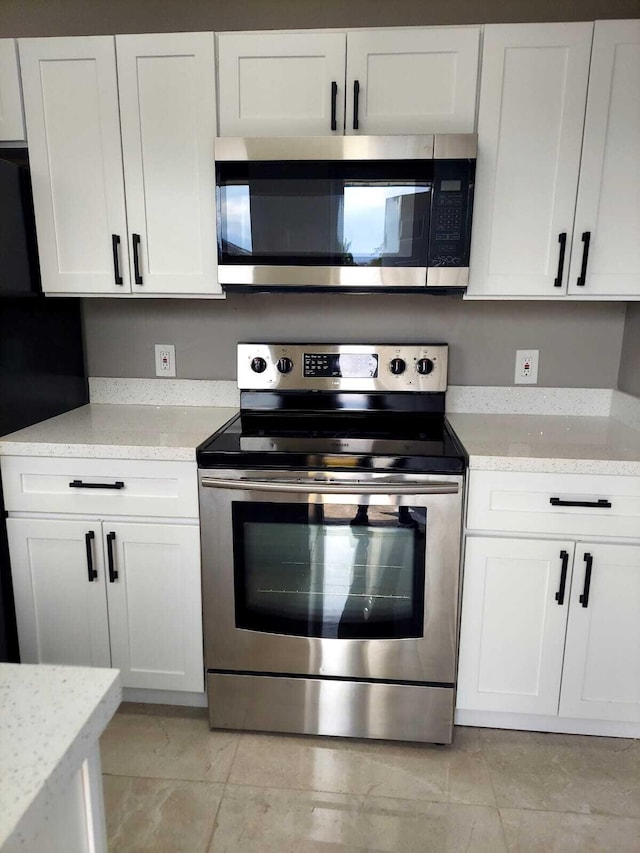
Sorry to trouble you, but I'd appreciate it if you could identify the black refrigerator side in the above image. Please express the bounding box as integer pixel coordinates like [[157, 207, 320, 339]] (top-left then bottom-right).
[[0, 153, 89, 661]]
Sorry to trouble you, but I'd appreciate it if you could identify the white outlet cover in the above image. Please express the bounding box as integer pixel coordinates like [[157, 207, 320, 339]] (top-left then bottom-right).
[[155, 344, 176, 378], [515, 349, 539, 385]]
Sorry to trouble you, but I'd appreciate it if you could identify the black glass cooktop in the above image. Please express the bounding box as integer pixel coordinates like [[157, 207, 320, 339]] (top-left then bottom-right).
[[197, 409, 467, 474]]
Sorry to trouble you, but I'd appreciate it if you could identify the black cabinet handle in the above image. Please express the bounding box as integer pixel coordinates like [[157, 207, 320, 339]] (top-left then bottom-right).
[[132, 233, 143, 285], [579, 552, 593, 608], [550, 497, 611, 509], [576, 231, 591, 286], [106, 531, 118, 582], [353, 79, 360, 130], [69, 480, 125, 490], [330, 81, 338, 131], [553, 232, 567, 287], [112, 234, 123, 285], [85, 531, 97, 582], [555, 549, 569, 605]]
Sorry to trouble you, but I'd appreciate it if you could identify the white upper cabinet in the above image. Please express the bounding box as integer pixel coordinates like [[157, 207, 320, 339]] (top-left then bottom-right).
[[19, 37, 130, 294], [0, 39, 26, 140], [344, 27, 479, 135], [19, 33, 221, 297], [217, 27, 480, 136], [468, 20, 640, 300], [217, 31, 346, 136], [567, 20, 640, 297], [116, 33, 219, 295], [467, 23, 593, 298]]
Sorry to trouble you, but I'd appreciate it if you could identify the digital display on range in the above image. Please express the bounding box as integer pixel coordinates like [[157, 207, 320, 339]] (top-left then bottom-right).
[[304, 352, 378, 378]]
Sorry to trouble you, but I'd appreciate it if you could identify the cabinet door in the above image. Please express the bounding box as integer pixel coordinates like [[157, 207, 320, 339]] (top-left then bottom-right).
[[116, 33, 221, 296], [567, 21, 640, 298], [217, 31, 346, 136], [0, 39, 25, 140], [105, 522, 203, 692], [345, 27, 479, 135], [18, 37, 130, 294], [6, 518, 110, 667], [457, 537, 574, 715], [560, 543, 640, 722], [467, 23, 593, 297]]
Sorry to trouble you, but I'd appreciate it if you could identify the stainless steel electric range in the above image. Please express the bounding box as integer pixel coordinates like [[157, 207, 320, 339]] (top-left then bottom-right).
[[197, 344, 467, 744]]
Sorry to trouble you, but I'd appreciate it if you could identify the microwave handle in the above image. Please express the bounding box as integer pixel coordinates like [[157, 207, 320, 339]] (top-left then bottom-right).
[[200, 477, 458, 496]]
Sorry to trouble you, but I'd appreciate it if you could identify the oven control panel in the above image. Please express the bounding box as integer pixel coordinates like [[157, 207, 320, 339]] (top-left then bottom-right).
[[238, 344, 448, 392]]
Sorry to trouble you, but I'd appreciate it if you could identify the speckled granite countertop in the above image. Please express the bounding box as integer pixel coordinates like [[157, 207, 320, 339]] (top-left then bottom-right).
[[0, 664, 121, 851], [448, 413, 640, 476], [0, 404, 238, 461], [1, 401, 639, 475]]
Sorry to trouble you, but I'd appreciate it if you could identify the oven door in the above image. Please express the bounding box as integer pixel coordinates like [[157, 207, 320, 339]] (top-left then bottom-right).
[[199, 470, 463, 685]]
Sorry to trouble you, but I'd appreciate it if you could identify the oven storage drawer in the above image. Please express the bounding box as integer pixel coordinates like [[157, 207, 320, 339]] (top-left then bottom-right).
[[1, 456, 198, 518], [466, 470, 640, 539]]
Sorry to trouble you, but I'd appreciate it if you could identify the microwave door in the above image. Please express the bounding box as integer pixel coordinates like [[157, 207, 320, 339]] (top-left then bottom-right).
[[249, 176, 343, 261], [217, 160, 432, 290]]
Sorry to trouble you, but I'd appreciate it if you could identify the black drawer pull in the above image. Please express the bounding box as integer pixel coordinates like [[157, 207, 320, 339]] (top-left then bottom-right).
[[550, 497, 611, 509], [555, 549, 569, 605], [353, 79, 360, 130], [579, 552, 593, 608], [576, 231, 591, 287], [330, 81, 338, 131], [553, 232, 567, 287], [132, 233, 143, 285], [69, 480, 125, 490], [112, 234, 123, 285], [85, 531, 97, 582], [106, 531, 118, 583]]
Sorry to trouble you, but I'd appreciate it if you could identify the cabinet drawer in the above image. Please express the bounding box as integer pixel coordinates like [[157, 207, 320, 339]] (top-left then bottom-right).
[[466, 471, 640, 539], [1, 457, 198, 518]]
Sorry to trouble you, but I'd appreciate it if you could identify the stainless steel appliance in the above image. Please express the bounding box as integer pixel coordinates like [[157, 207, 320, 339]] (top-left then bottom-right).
[[215, 136, 476, 293], [197, 344, 466, 744]]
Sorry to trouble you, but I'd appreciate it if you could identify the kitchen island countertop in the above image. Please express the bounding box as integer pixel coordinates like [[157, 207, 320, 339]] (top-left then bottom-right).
[[0, 663, 121, 851]]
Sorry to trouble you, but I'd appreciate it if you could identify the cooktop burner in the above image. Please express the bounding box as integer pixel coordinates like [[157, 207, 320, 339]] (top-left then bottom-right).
[[197, 343, 467, 474]]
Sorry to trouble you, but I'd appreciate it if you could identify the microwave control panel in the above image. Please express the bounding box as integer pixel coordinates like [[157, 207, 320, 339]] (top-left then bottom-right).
[[428, 159, 475, 268], [238, 344, 448, 392]]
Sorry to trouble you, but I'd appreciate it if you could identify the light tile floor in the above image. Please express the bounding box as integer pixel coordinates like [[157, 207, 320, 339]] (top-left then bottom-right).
[[100, 703, 640, 852]]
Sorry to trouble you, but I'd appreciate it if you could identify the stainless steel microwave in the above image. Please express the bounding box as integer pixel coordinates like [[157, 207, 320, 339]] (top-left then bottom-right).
[[215, 135, 477, 293]]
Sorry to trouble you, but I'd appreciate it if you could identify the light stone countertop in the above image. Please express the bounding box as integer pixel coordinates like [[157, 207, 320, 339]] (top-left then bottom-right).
[[0, 404, 238, 461], [0, 663, 121, 850], [1, 401, 640, 475], [448, 412, 640, 476]]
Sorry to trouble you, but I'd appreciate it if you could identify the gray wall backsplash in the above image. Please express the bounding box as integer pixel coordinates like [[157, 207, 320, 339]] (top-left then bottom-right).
[[2, 0, 638, 37], [83, 296, 626, 388], [618, 304, 640, 397]]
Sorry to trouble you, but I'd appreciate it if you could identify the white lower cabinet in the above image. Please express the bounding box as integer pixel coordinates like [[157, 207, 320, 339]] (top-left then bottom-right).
[[7, 517, 204, 692], [457, 537, 574, 716], [457, 536, 640, 729], [559, 543, 640, 722]]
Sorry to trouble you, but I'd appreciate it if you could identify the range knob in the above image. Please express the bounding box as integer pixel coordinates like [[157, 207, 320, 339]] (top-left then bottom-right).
[[416, 357, 435, 376], [389, 357, 406, 375], [276, 356, 293, 374], [250, 356, 267, 374]]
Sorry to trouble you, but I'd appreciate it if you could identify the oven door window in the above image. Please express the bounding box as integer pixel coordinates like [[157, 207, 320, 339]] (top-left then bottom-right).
[[232, 501, 426, 639], [216, 161, 431, 268]]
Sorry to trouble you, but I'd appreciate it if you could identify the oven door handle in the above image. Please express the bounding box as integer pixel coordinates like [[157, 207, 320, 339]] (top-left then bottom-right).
[[200, 477, 459, 495]]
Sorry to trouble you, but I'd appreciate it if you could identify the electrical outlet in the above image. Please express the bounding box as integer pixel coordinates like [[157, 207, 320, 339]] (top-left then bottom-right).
[[155, 344, 176, 378], [515, 349, 539, 385]]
